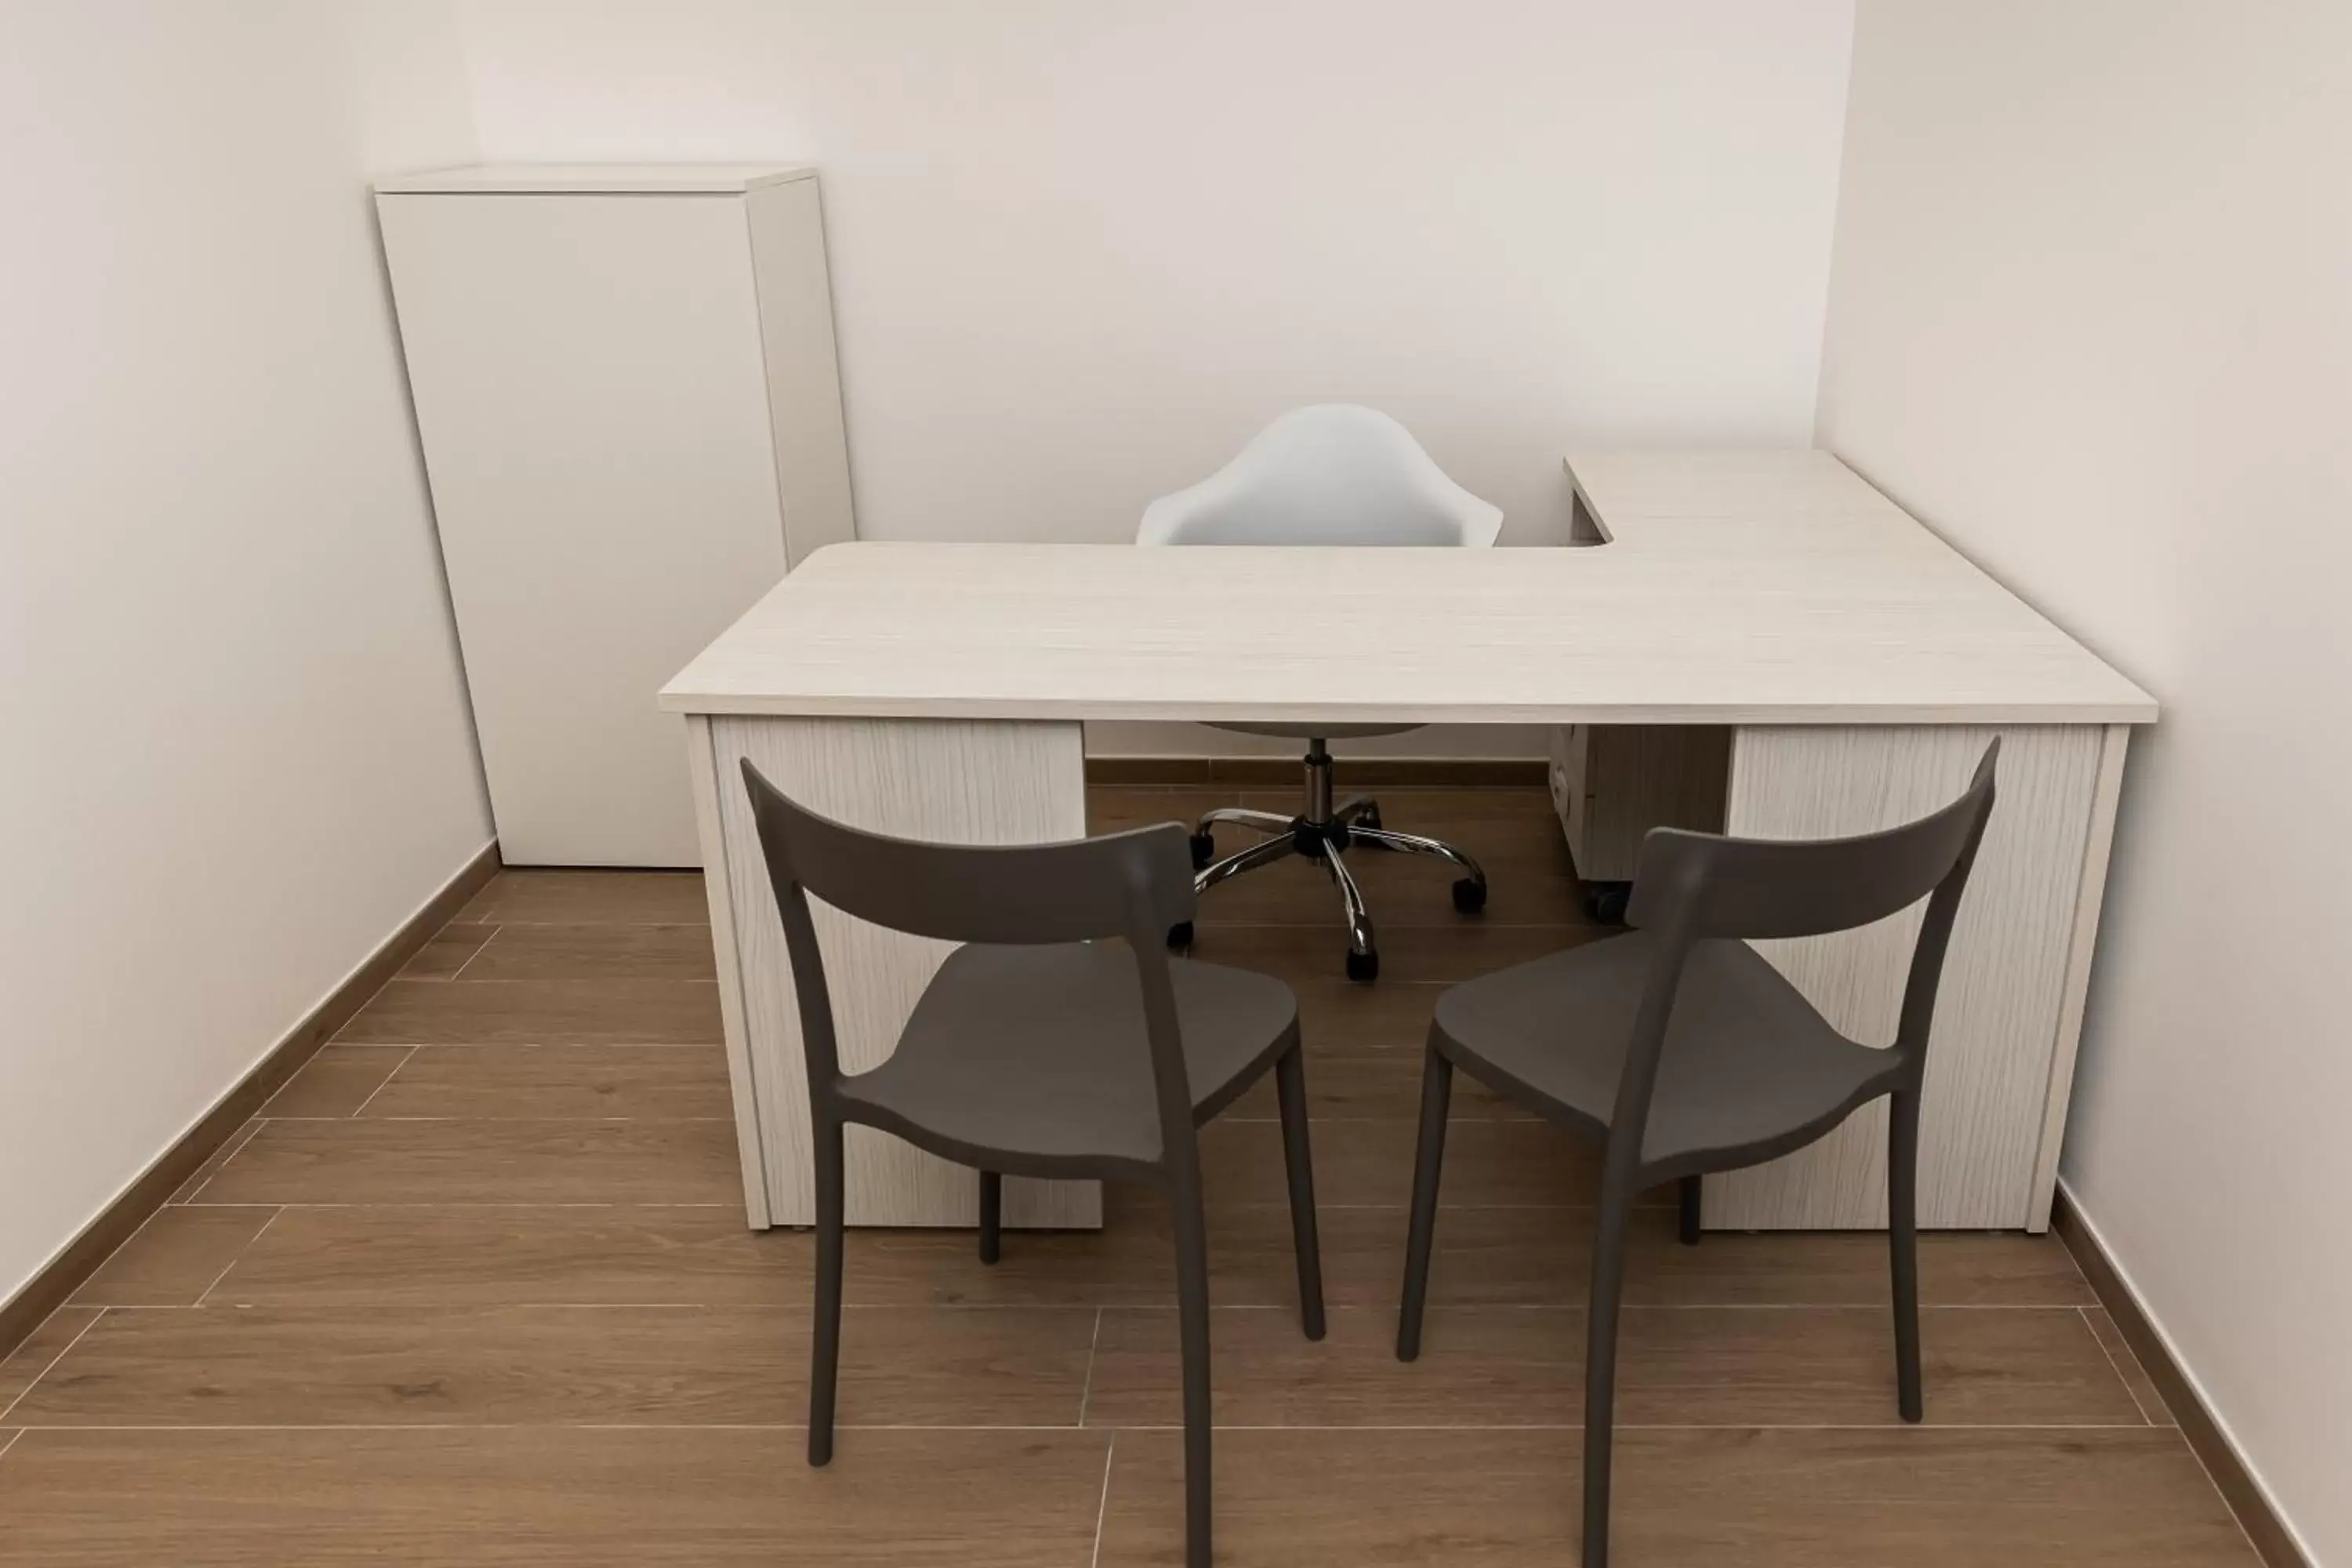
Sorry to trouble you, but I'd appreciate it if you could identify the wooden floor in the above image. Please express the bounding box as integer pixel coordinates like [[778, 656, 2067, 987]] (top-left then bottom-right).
[[0, 786, 2258, 1565]]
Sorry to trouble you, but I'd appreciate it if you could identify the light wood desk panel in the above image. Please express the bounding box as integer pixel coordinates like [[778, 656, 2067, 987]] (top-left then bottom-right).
[[665, 452, 2153, 1232]]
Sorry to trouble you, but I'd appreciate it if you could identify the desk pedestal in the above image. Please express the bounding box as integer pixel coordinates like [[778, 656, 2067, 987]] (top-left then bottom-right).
[[690, 714, 2124, 1233], [1707, 723, 2127, 1231], [687, 713, 1100, 1229]]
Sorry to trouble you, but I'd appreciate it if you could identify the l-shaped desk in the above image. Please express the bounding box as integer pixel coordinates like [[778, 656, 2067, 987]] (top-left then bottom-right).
[[662, 451, 2155, 1234]]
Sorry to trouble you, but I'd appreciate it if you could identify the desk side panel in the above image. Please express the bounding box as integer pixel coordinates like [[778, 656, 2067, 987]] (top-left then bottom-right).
[[709, 716, 1097, 1228], [687, 715, 772, 1227], [1708, 724, 2105, 1229]]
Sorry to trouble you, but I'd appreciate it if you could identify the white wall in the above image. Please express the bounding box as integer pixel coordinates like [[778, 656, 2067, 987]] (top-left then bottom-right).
[[0, 3, 494, 1304], [1817, 3, 2350, 1559], [453, 0, 1854, 758], [456, 0, 1855, 549]]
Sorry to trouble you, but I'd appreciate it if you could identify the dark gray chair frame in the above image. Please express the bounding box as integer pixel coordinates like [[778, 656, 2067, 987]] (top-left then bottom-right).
[[740, 761, 1327, 1568], [1396, 742, 1998, 1567]]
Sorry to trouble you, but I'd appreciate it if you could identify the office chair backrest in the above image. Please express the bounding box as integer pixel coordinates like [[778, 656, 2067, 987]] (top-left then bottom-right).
[[738, 760, 1204, 1127], [1137, 404, 1504, 547]]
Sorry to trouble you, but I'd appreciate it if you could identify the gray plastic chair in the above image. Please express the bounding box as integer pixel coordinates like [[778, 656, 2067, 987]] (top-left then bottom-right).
[[1396, 742, 1998, 1568], [739, 760, 1326, 1568]]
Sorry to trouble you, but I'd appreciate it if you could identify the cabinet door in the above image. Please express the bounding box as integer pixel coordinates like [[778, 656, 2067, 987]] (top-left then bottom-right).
[[380, 192, 786, 866]]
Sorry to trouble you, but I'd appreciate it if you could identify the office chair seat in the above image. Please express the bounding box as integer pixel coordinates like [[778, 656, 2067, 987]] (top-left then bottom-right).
[[840, 941, 1301, 1173], [1432, 932, 1900, 1173], [1141, 405, 1502, 981], [1208, 721, 1421, 740]]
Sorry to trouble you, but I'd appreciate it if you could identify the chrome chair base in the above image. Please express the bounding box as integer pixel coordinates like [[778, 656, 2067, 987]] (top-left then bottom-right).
[[1169, 740, 1488, 982]]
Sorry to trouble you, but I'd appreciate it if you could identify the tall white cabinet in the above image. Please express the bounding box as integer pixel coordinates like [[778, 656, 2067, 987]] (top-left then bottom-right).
[[376, 165, 855, 867]]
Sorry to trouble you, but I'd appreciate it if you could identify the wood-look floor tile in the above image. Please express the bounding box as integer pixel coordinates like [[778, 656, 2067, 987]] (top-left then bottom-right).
[[0, 1427, 1111, 1566], [0, 1309, 102, 1417], [200, 1199, 1301, 1316], [1226, 1051, 1532, 1120], [397, 922, 498, 978], [1198, 1117, 1625, 1208], [360, 1046, 734, 1120], [1289, 981, 1450, 1052], [1194, 848, 1585, 927], [2084, 1306, 2172, 1426], [1402, 1204, 2095, 1308], [1083, 788, 1231, 837], [840, 1196, 1317, 1309], [166, 1120, 262, 1203], [1083, 1305, 2139, 1428], [193, 1120, 742, 1206], [457, 869, 710, 927], [456, 924, 718, 983], [202, 1198, 2090, 1317], [1621, 1305, 2140, 1425], [260, 1045, 411, 1117], [1096, 1425, 2258, 1567], [1087, 1303, 1573, 1428], [1184, 921, 1596, 985], [212, 1207, 805, 1310], [12, 1304, 1091, 1428], [336, 978, 723, 1044], [67, 1207, 278, 1308], [1181, 793, 1592, 927]]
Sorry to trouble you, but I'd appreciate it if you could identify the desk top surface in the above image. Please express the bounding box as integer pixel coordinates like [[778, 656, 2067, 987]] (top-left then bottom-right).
[[661, 451, 2156, 726]]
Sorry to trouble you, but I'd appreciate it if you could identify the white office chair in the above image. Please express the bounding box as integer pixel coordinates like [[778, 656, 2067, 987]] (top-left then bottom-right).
[[1138, 405, 1501, 981]]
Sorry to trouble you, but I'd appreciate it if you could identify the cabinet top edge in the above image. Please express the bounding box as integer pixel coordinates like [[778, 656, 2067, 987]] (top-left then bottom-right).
[[374, 163, 816, 194]]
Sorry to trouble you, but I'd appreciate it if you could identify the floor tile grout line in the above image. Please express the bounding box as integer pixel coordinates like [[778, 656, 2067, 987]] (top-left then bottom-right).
[[180, 1120, 264, 1205], [252, 1115, 742, 1125], [2076, 1305, 2158, 1427], [1102, 1421, 2176, 1433], [0, 1421, 2181, 1434], [37, 1298, 2105, 1313], [192, 1207, 285, 1309], [443, 924, 506, 982], [0, 1428, 20, 1461], [0, 1308, 107, 1425], [176, 1202, 746, 1210], [347, 1047, 422, 1119], [322, 1040, 731, 1051], [447, 920, 713, 930], [1088, 1428, 1116, 1568], [64, 1203, 174, 1301], [440, 926, 503, 987], [1188, 920, 1595, 930], [325, 1041, 731, 1050], [1098, 1301, 2100, 1313], [1076, 1308, 1104, 1428]]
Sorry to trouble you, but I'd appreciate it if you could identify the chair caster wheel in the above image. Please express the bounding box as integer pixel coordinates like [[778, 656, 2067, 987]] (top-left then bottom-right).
[[1451, 877, 1487, 914], [1189, 832, 1215, 869], [1167, 921, 1195, 950], [1345, 948, 1380, 983], [1357, 805, 1383, 833], [1582, 882, 1631, 925]]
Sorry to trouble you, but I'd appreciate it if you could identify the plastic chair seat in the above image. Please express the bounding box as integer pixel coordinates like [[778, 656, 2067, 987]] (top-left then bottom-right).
[[1432, 932, 1903, 1173], [840, 942, 1300, 1172]]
